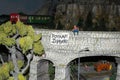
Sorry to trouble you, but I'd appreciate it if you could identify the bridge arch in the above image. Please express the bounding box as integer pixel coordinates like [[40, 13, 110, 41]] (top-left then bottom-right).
[[39, 58, 55, 65], [67, 55, 119, 80], [67, 55, 118, 66], [29, 57, 55, 80], [38, 59, 55, 80], [66, 53, 120, 66]]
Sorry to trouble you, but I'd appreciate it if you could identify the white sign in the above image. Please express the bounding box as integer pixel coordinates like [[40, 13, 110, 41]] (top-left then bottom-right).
[[50, 32, 69, 45]]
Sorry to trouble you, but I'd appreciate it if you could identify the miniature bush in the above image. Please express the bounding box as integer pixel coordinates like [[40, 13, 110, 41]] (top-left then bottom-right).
[[8, 77, 14, 80], [18, 73, 26, 80], [0, 60, 24, 80]]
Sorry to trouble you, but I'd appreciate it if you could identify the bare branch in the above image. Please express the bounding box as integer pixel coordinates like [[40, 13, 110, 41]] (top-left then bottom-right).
[[16, 38, 22, 51], [0, 54, 4, 64], [5, 45, 11, 51], [21, 53, 33, 74], [12, 33, 19, 39], [12, 30, 19, 39], [11, 46, 20, 73], [10, 71, 14, 76]]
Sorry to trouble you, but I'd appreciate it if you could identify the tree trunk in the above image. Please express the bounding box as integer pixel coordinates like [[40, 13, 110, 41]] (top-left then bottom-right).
[[22, 53, 33, 74], [10, 46, 19, 80], [16, 50, 25, 61]]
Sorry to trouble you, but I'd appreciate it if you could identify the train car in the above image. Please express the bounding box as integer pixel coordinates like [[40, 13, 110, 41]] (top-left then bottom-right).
[[27, 15, 54, 25], [19, 15, 28, 23]]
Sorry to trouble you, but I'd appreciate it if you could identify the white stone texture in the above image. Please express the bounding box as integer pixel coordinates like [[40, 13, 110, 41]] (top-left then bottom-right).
[[54, 65, 70, 80], [30, 29, 120, 80]]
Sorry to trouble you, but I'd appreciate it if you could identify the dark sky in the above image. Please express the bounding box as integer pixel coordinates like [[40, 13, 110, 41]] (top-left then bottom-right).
[[0, 0, 47, 15]]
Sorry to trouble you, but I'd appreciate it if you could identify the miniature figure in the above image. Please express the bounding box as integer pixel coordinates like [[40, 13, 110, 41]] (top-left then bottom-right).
[[72, 25, 79, 35], [84, 64, 89, 71]]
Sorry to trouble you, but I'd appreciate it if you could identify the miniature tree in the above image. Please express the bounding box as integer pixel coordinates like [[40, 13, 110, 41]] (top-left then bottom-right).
[[0, 21, 44, 80]]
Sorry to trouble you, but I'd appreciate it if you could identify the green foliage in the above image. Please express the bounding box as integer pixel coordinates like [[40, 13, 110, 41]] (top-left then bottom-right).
[[0, 21, 17, 36], [26, 25, 42, 41], [33, 41, 44, 56], [18, 73, 26, 80], [110, 71, 117, 80], [8, 74, 26, 80], [0, 60, 24, 80], [9, 24, 17, 36], [19, 36, 33, 53], [48, 63, 55, 80], [3, 22, 13, 34], [26, 25, 35, 38], [0, 22, 16, 46], [34, 33, 42, 42], [0, 24, 4, 32], [17, 60, 24, 69], [8, 61, 14, 71], [8, 77, 14, 80], [0, 32, 7, 44], [2, 38, 15, 46], [0, 63, 10, 80], [16, 21, 27, 36], [0, 21, 44, 56], [0, 21, 44, 80], [3, 25, 12, 34], [8, 60, 24, 71]]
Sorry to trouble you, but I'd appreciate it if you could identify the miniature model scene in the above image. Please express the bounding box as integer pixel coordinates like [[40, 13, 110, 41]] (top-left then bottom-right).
[[0, 0, 120, 80], [69, 56, 117, 80]]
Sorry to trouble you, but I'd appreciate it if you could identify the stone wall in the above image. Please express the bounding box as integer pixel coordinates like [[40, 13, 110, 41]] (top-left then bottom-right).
[[34, 29, 120, 68], [36, 29, 120, 53], [29, 29, 120, 80]]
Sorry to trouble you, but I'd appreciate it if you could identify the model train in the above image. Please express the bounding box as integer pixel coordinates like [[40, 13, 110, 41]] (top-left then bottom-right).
[[10, 13, 54, 25], [0, 13, 54, 26]]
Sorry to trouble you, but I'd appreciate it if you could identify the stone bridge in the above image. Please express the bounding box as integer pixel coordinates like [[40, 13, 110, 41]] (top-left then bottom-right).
[[29, 29, 120, 80]]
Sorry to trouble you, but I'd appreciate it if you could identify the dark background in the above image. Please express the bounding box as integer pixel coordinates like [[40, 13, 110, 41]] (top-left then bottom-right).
[[0, 0, 48, 15]]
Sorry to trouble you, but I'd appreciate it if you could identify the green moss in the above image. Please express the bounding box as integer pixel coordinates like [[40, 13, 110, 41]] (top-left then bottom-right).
[[48, 63, 55, 80]]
